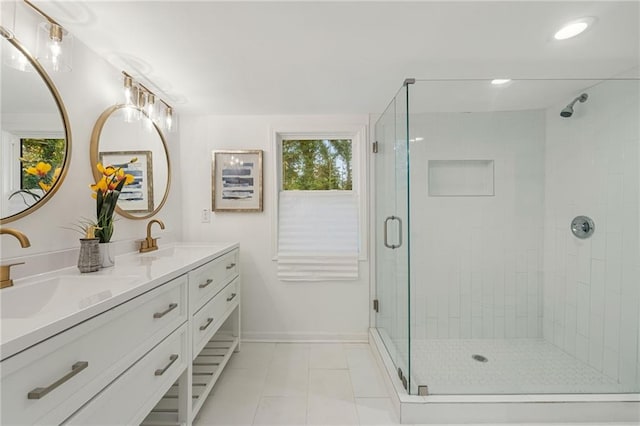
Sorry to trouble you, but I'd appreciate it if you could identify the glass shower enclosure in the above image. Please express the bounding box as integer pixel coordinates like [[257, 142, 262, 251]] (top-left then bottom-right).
[[374, 78, 640, 396]]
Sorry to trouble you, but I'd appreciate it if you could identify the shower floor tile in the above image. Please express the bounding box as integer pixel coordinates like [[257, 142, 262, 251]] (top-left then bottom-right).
[[410, 338, 636, 394]]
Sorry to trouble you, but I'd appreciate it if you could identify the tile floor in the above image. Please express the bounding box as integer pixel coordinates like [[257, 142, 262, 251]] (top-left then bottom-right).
[[410, 338, 629, 394], [193, 342, 637, 426], [194, 342, 396, 426]]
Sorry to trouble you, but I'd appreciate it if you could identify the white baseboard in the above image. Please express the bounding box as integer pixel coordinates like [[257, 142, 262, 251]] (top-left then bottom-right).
[[242, 331, 368, 342]]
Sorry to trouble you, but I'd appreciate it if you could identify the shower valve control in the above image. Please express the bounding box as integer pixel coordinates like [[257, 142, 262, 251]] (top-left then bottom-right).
[[571, 215, 595, 239]]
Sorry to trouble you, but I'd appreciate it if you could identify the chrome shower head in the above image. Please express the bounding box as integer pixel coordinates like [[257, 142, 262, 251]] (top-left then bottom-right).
[[560, 93, 589, 118]]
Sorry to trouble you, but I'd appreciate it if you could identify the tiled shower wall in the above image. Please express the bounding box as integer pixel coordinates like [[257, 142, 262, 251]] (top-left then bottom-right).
[[410, 110, 546, 340], [543, 80, 640, 386]]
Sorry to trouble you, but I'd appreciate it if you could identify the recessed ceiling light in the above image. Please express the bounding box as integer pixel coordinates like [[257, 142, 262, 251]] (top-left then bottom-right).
[[491, 79, 511, 85], [554, 17, 595, 40]]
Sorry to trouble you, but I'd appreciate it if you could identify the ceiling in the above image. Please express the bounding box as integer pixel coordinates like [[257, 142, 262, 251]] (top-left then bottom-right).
[[31, 1, 640, 115]]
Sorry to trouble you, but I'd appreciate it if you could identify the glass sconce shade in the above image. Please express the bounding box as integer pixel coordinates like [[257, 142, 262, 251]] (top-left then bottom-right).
[[1, 27, 31, 71], [136, 88, 146, 109], [165, 106, 177, 133], [124, 75, 134, 104], [36, 21, 73, 72], [147, 93, 156, 121], [5, 45, 31, 71]]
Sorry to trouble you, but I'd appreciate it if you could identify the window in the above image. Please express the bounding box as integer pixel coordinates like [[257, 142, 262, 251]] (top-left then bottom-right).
[[275, 130, 366, 281], [20, 138, 65, 190], [282, 139, 352, 190]]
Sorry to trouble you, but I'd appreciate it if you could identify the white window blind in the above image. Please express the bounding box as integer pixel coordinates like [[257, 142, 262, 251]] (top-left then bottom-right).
[[278, 191, 359, 281]]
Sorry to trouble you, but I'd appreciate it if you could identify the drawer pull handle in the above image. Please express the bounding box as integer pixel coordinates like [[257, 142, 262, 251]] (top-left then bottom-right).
[[226, 293, 237, 302], [153, 303, 178, 319], [199, 278, 214, 289], [226, 263, 236, 270], [28, 361, 89, 399], [155, 354, 179, 376], [199, 317, 214, 331]]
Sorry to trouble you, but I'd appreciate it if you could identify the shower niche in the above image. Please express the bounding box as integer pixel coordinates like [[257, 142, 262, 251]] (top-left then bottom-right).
[[427, 159, 495, 196]]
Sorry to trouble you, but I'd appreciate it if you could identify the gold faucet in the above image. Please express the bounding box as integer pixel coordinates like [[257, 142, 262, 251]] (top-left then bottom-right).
[[139, 219, 165, 253], [0, 227, 31, 289]]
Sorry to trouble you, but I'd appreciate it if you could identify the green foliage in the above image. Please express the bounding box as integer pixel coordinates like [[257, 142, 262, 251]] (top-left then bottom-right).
[[95, 179, 127, 243], [282, 139, 352, 190], [21, 138, 65, 189]]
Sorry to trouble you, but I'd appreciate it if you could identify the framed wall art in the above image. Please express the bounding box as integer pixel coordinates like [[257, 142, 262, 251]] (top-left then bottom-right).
[[99, 150, 153, 213], [212, 150, 263, 212]]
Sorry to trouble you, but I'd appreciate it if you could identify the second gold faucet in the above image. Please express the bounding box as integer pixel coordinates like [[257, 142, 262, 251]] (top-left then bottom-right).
[[1, 227, 31, 289], [139, 219, 165, 253]]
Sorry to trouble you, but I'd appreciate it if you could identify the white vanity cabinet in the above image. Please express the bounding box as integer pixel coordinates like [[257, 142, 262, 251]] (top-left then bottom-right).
[[0, 243, 240, 426], [1, 275, 188, 426], [143, 247, 241, 424]]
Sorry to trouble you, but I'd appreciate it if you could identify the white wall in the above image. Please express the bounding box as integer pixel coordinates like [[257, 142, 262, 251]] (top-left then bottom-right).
[[180, 115, 370, 341], [409, 110, 546, 340], [0, 2, 183, 276], [542, 79, 640, 386]]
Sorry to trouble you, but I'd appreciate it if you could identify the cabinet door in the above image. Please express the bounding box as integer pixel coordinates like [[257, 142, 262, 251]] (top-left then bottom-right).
[[64, 323, 189, 425]]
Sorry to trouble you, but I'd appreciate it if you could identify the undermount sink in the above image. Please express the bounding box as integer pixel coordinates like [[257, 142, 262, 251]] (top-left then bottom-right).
[[0, 275, 140, 319]]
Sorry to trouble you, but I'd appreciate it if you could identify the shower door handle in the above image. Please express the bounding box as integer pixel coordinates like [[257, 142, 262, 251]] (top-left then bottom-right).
[[384, 216, 403, 249]]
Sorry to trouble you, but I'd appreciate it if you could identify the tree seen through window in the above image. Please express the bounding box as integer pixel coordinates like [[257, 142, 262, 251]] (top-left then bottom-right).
[[20, 138, 65, 189], [282, 139, 352, 190]]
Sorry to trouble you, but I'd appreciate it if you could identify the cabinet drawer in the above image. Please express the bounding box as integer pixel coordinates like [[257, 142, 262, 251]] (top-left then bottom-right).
[[64, 323, 188, 425], [222, 277, 240, 311], [189, 248, 238, 313], [1, 275, 187, 425], [192, 277, 239, 357]]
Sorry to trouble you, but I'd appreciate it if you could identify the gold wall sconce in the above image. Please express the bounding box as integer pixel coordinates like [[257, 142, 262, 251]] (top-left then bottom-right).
[[122, 71, 176, 132], [24, 0, 74, 72]]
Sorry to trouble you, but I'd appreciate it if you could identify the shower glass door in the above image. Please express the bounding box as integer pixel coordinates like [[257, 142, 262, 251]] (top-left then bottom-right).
[[374, 85, 411, 391]]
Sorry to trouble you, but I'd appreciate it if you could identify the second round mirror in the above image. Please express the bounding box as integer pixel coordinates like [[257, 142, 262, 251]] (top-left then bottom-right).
[[90, 105, 170, 220]]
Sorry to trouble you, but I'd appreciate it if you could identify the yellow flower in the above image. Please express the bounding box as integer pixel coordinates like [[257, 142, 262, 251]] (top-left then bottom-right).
[[38, 181, 52, 192], [25, 162, 52, 178], [113, 168, 135, 185], [50, 168, 62, 186], [96, 163, 116, 177], [90, 178, 108, 193], [89, 159, 136, 244]]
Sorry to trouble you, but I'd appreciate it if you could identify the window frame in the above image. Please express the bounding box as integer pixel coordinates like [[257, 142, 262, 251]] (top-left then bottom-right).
[[2, 130, 64, 193], [272, 124, 368, 262]]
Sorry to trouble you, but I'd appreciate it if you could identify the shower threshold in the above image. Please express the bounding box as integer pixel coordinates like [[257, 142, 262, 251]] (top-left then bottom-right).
[[369, 329, 640, 424]]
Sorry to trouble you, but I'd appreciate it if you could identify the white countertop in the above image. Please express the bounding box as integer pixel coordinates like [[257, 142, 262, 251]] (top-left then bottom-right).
[[0, 242, 238, 361]]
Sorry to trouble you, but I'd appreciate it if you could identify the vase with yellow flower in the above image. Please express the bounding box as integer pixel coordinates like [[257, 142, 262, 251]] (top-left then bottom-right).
[[90, 159, 136, 267], [77, 225, 100, 273]]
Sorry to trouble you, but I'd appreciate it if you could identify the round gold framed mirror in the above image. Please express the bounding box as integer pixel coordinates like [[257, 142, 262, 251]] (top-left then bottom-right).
[[90, 104, 171, 220], [1, 28, 72, 224]]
